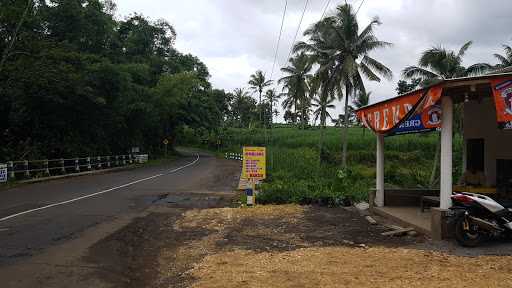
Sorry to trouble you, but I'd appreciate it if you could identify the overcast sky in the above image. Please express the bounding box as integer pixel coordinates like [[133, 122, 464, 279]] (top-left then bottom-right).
[[116, 0, 512, 122]]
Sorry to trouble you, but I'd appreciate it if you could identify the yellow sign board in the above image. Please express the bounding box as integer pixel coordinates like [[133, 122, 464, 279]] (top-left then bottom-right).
[[242, 147, 266, 180]]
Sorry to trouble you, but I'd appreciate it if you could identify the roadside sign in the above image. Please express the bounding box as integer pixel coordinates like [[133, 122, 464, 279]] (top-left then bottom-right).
[[163, 139, 169, 145], [0, 164, 7, 183], [242, 147, 266, 180]]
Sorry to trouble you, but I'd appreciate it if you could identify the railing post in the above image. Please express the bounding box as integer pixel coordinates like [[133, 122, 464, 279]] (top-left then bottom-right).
[[60, 158, 65, 174], [75, 158, 80, 172], [44, 160, 50, 176], [122, 155, 126, 165], [87, 157, 91, 170], [107, 156, 111, 168], [24, 160, 29, 177], [8, 161, 15, 179], [129, 154, 133, 164], [97, 156, 102, 169]]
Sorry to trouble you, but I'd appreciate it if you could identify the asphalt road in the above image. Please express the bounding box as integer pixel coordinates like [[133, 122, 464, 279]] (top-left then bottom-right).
[[0, 151, 239, 268]]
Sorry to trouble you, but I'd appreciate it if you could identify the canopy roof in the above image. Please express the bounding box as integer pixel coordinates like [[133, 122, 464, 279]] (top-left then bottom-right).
[[356, 72, 512, 136]]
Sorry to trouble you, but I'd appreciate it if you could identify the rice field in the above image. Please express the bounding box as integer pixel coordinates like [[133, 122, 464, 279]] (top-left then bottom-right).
[[183, 126, 463, 203]]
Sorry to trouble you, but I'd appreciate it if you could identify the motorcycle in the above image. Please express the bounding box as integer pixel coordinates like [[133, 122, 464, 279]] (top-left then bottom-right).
[[450, 192, 512, 247]]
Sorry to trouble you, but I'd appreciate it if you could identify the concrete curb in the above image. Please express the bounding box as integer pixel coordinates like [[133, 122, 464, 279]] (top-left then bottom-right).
[[17, 165, 140, 184]]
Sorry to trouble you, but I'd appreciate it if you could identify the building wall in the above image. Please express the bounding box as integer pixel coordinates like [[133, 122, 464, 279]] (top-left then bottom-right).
[[464, 97, 512, 185]]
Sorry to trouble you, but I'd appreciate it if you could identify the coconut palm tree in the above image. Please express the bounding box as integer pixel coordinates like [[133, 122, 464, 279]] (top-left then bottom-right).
[[402, 41, 491, 83], [353, 91, 370, 110], [232, 88, 251, 128], [493, 43, 512, 69], [294, 3, 393, 168], [312, 92, 336, 159], [248, 70, 272, 125], [402, 41, 491, 187], [264, 89, 280, 128], [353, 91, 371, 135], [279, 53, 313, 129]]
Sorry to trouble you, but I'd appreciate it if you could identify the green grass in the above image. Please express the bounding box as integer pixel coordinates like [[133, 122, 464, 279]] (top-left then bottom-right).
[[178, 126, 463, 205]]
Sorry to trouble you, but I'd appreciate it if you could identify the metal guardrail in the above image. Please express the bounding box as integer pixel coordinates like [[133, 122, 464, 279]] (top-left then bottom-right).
[[2, 154, 149, 181], [225, 152, 242, 161]]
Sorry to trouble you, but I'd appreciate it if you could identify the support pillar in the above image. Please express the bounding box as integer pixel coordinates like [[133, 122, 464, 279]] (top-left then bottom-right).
[[440, 95, 453, 209], [376, 133, 385, 207]]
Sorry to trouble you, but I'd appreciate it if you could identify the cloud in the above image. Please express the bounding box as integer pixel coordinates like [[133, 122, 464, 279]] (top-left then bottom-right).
[[116, 0, 512, 121]]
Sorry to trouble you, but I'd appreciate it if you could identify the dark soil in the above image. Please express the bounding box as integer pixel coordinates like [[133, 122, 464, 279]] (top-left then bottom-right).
[[86, 202, 423, 288]]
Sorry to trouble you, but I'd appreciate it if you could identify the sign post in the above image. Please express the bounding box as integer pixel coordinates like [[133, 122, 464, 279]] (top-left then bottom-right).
[[0, 164, 7, 183], [163, 139, 169, 157], [242, 147, 266, 206]]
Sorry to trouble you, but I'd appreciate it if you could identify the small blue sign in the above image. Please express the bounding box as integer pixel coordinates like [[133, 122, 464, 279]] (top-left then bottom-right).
[[389, 105, 442, 136], [0, 164, 7, 183]]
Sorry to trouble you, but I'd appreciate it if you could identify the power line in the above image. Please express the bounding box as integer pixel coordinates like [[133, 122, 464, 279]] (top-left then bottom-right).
[[320, 0, 332, 20], [269, 0, 288, 81], [355, 0, 366, 15], [286, 0, 310, 63]]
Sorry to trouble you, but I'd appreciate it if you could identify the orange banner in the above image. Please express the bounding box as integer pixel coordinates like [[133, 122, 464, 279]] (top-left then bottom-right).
[[356, 85, 443, 135], [491, 78, 512, 124]]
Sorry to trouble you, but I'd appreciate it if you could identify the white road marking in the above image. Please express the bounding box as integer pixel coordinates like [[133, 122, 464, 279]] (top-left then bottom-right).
[[0, 154, 200, 223]]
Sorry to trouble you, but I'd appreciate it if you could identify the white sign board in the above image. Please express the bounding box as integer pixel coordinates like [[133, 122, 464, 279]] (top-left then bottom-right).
[[0, 164, 7, 183]]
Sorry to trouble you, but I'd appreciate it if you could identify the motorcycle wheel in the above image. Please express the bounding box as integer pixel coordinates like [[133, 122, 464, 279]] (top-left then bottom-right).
[[454, 216, 485, 247]]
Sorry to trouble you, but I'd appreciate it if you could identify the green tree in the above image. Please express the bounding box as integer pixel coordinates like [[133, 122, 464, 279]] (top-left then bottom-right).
[[402, 41, 490, 83], [231, 88, 257, 128], [312, 92, 335, 157], [493, 43, 512, 69], [264, 88, 280, 128], [396, 79, 421, 95], [0, 1, 227, 161], [248, 70, 272, 125], [278, 53, 313, 129], [295, 3, 393, 168]]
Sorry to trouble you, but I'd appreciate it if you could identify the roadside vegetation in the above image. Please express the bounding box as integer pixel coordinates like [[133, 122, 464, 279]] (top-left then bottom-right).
[[179, 126, 463, 204], [0, 0, 231, 161]]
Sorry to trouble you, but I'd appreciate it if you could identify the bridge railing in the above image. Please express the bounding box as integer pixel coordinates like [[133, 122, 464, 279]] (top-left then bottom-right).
[[225, 152, 242, 161], [3, 154, 149, 181]]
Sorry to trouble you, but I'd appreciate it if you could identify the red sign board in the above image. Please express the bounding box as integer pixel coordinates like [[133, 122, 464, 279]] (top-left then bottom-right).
[[491, 78, 512, 126], [357, 85, 443, 135]]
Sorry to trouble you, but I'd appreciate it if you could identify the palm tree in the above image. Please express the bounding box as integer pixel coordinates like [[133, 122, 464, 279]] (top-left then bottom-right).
[[232, 88, 251, 128], [248, 70, 272, 125], [312, 92, 335, 159], [493, 43, 512, 69], [353, 91, 370, 109], [402, 41, 490, 83], [295, 3, 393, 168], [402, 41, 491, 187], [353, 91, 371, 135], [279, 53, 313, 129], [264, 89, 280, 128]]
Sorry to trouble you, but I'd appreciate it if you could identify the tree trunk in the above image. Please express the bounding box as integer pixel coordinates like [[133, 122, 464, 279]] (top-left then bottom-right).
[[259, 90, 262, 126], [429, 133, 441, 187], [0, 0, 32, 73], [341, 85, 351, 168], [294, 99, 298, 127], [319, 112, 326, 159]]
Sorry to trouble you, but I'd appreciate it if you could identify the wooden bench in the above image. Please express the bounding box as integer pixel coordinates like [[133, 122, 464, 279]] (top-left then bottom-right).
[[420, 196, 440, 212]]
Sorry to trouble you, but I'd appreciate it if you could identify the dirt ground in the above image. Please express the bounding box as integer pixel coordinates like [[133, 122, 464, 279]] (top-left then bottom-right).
[[85, 202, 512, 288]]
